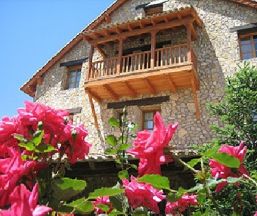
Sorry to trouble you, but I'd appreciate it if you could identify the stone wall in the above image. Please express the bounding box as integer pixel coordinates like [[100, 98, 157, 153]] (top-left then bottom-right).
[[34, 0, 257, 155]]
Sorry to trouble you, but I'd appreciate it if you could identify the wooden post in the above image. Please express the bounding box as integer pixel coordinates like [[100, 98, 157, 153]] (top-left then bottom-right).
[[191, 78, 200, 119], [151, 31, 157, 69], [87, 93, 105, 145], [186, 24, 192, 63], [116, 38, 123, 75], [87, 45, 95, 81]]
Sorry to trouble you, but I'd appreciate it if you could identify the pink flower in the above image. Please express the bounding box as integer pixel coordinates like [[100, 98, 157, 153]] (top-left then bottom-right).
[[17, 101, 69, 137], [166, 194, 198, 214], [128, 112, 178, 176], [93, 196, 112, 215], [0, 117, 19, 147], [0, 146, 36, 207], [1, 183, 51, 216], [254, 212, 257, 216], [122, 176, 165, 213], [209, 142, 248, 192], [60, 124, 91, 164]]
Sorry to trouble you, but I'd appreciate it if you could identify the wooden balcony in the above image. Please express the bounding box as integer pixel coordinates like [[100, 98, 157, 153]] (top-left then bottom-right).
[[85, 43, 199, 102], [84, 7, 202, 121]]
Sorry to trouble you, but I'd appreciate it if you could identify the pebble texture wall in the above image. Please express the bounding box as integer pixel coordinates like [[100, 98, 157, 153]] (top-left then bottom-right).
[[34, 0, 257, 155]]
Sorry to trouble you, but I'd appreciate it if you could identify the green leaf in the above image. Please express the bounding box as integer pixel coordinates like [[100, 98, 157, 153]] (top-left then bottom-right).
[[187, 158, 201, 168], [211, 152, 240, 168], [108, 117, 120, 128], [110, 196, 123, 212], [118, 170, 129, 180], [138, 174, 170, 190], [52, 177, 87, 201], [97, 204, 110, 213], [203, 145, 220, 157], [19, 142, 35, 151], [119, 143, 131, 151], [13, 134, 27, 142], [105, 148, 117, 155], [109, 209, 125, 216], [88, 187, 124, 200], [33, 130, 44, 146], [66, 198, 93, 214], [106, 135, 117, 146], [35, 143, 55, 153]]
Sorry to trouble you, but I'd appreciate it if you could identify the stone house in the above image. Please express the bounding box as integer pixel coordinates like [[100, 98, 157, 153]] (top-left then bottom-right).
[[20, 0, 257, 179]]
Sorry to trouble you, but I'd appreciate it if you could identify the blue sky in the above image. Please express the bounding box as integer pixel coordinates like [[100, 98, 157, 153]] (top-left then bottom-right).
[[0, 0, 113, 117]]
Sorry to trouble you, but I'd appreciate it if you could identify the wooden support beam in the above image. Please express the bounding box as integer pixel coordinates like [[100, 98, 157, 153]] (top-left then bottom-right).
[[123, 81, 137, 97], [151, 31, 157, 68], [96, 45, 107, 58], [116, 27, 122, 34], [103, 84, 119, 100], [87, 92, 105, 146], [128, 24, 133, 31], [88, 17, 195, 45], [165, 75, 176, 92], [139, 20, 145, 28], [144, 78, 156, 94], [85, 88, 102, 103], [191, 78, 200, 119], [188, 22, 197, 40], [87, 45, 95, 81], [88, 93, 101, 130]]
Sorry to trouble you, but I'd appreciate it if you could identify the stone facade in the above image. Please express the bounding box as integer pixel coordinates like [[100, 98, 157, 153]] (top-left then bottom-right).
[[33, 0, 257, 155]]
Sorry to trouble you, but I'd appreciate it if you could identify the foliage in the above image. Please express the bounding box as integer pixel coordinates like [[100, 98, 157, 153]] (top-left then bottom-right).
[[208, 63, 257, 155]]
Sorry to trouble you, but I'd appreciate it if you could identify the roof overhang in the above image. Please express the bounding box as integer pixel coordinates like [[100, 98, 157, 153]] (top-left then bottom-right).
[[83, 7, 203, 45]]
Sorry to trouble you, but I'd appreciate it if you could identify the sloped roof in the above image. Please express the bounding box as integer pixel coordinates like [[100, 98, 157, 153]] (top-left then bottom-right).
[[20, 0, 257, 97]]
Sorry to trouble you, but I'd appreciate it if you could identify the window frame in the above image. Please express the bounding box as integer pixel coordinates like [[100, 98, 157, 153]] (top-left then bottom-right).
[[142, 109, 161, 131], [239, 32, 257, 60], [65, 65, 82, 90]]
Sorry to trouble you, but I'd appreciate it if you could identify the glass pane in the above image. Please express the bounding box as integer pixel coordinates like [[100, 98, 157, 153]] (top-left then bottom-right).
[[75, 71, 81, 87], [241, 44, 252, 53], [242, 52, 253, 60], [241, 37, 251, 45], [147, 121, 154, 129], [144, 112, 154, 120]]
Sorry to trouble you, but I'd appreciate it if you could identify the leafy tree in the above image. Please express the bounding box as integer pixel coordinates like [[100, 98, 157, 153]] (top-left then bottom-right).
[[209, 63, 257, 161]]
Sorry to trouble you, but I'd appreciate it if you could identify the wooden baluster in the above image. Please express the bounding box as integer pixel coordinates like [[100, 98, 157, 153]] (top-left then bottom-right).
[[151, 31, 157, 69], [156, 50, 159, 67], [126, 57, 129, 73], [169, 47, 172, 66], [117, 39, 123, 76]]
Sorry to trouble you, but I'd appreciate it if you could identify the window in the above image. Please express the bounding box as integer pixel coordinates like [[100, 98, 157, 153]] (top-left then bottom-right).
[[142, 110, 160, 131], [239, 32, 257, 60], [144, 5, 163, 16], [66, 68, 81, 89]]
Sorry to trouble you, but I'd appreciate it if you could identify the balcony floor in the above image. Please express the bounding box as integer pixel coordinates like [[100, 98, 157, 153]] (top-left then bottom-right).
[[85, 63, 198, 102]]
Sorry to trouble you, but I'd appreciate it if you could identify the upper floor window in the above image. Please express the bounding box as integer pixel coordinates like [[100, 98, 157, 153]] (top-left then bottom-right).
[[144, 5, 163, 16], [143, 110, 160, 131], [66, 68, 81, 89], [239, 32, 257, 60]]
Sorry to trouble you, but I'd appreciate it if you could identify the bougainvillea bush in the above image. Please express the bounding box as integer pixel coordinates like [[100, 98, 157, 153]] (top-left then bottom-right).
[[0, 102, 257, 216]]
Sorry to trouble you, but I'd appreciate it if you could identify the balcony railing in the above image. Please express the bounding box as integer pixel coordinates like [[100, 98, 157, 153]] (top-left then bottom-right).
[[87, 43, 196, 81]]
